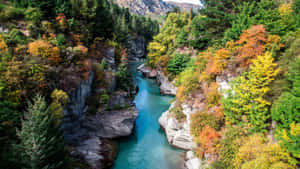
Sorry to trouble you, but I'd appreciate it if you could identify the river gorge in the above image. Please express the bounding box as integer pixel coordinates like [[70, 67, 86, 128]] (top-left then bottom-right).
[[113, 62, 184, 169]]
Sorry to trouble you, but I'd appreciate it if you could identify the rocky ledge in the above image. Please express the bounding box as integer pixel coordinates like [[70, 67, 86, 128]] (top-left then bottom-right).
[[158, 102, 196, 150], [137, 63, 177, 95]]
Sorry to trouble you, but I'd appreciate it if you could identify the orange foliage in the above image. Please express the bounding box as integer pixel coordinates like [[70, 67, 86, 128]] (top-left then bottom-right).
[[56, 13, 67, 30], [206, 48, 231, 75], [74, 45, 88, 58], [235, 25, 267, 67], [176, 85, 186, 102], [195, 125, 221, 159], [28, 40, 61, 65], [120, 48, 128, 63], [81, 59, 92, 80], [73, 34, 82, 45], [203, 82, 221, 107], [0, 35, 8, 54]]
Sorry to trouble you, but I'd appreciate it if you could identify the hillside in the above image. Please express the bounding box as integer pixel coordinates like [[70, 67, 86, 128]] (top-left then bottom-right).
[[113, 0, 201, 16], [164, 1, 201, 12], [113, 0, 172, 15]]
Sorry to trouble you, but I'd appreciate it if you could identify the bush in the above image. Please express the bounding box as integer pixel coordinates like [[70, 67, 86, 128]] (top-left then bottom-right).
[[56, 34, 66, 46], [167, 53, 190, 76], [233, 134, 297, 169], [25, 8, 42, 24], [171, 105, 186, 122], [191, 110, 223, 138], [216, 126, 248, 169], [0, 7, 24, 22]]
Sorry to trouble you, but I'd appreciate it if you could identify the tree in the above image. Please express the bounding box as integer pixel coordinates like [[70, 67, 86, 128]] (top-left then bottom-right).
[[167, 53, 190, 76], [271, 58, 300, 158], [222, 52, 280, 132], [17, 95, 66, 169], [222, 2, 256, 44], [28, 40, 61, 65], [235, 25, 267, 67], [233, 134, 296, 169], [0, 35, 8, 55]]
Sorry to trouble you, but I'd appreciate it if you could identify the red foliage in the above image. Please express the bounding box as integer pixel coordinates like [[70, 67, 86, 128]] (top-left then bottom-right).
[[235, 25, 267, 67], [196, 125, 221, 159]]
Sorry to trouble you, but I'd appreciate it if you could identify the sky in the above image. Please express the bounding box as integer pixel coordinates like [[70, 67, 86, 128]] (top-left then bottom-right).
[[163, 0, 201, 5]]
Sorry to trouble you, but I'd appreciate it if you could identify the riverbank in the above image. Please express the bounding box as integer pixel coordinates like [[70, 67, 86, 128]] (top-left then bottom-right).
[[112, 62, 184, 169]]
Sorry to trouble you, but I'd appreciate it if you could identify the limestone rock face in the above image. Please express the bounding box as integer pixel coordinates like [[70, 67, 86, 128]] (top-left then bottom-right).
[[126, 36, 146, 61], [184, 151, 209, 169], [137, 63, 157, 78], [137, 64, 177, 95], [156, 70, 177, 95], [72, 137, 104, 169], [159, 103, 196, 150], [104, 47, 116, 70], [84, 107, 138, 139], [63, 71, 94, 145]]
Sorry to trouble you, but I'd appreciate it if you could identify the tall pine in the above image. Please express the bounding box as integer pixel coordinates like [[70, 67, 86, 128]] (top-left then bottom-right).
[[17, 95, 66, 169]]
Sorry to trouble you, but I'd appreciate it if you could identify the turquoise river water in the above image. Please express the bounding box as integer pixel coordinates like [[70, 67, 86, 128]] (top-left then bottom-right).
[[112, 62, 184, 169]]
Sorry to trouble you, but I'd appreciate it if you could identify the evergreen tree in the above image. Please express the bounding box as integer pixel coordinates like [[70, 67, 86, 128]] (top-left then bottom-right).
[[17, 95, 66, 169]]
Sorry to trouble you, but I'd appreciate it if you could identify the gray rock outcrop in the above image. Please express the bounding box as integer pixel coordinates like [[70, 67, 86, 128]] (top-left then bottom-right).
[[159, 103, 196, 150], [84, 107, 138, 138], [156, 70, 177, 95], [184, 151, 209, 169], [137, 63, 177, 95], [137, 63, 157, 78], [126, 36, 146, 61]]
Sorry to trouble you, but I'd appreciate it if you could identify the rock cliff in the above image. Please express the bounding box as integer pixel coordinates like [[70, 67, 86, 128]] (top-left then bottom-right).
[[113, 0, 201, 16], [137, 63, 177, 95], [113, 0, 172, 15]]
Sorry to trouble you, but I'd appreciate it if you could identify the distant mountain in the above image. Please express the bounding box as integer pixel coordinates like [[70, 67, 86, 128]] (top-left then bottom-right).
[[113, 0, 201, 16], [113, 0, 172, 16], [164, 1, 201, 12]]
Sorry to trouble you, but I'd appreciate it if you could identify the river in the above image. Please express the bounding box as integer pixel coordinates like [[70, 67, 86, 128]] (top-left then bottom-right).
[[112, 62, 184, 169]]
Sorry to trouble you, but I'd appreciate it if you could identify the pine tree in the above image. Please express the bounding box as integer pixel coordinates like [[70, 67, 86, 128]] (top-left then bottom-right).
[[17, 95, 66, 169]]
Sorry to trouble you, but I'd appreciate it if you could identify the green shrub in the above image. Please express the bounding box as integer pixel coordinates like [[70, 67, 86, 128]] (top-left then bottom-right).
[[167, 53, 190, 76], [25, 8, 42, 24], [171, 105, 186, 122], [190, 111, 223, 137], [56, 34, 66, 46], [215, 126, 248, 169], [0, 7, 24, 22]]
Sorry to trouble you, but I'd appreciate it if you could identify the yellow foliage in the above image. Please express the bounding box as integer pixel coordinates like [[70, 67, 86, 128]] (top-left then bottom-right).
[[234, 134, 296, 169], [28, 40, 61, 64], [176, 85, 186, 102], [279, 3, 293, 16], [0, 35, 8, 55], [50, 89, 69, 122], [279, 122, 300, 158], [207, 48, 231, 75]]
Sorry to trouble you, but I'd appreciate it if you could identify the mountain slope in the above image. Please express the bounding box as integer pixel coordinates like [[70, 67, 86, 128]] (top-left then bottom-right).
[[113, 0, 201, 16], [113, 0, 172, 15]]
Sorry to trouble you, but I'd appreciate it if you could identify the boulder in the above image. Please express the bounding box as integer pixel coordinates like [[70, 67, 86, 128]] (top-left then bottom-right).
[[137, 63, 157, 78], [84, 107, 138, 138], [184, 151, 207, 169], [107, 91, 133, 109]]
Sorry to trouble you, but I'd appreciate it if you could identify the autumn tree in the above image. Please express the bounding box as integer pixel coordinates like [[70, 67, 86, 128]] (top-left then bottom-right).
[[271, 58, 300, 158], [28, 40, 61, 65], [233, 134, 296, 169], [222, 52, 280, 132], [235, 25, 267, 67]]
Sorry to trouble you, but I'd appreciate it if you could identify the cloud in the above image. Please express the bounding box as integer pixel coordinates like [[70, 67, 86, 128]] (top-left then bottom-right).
[[163, 0, 201, 5]]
